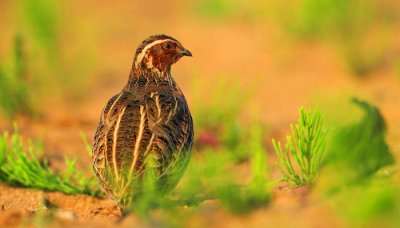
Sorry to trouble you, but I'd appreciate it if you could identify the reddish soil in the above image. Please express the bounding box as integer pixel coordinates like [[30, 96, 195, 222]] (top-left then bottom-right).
[[0, 0, 399, 227]]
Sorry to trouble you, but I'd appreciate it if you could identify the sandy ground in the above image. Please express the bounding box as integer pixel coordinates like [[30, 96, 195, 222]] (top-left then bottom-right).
[[0, 0, 399, 227]]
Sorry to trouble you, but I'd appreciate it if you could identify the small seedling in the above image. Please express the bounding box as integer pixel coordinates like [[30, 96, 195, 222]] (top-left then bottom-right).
[[272, 108, 327, 186]]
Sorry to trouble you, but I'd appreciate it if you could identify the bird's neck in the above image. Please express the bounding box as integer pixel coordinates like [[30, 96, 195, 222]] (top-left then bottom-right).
[[126, 65, 175, 91], [129, 61, 172, 80]]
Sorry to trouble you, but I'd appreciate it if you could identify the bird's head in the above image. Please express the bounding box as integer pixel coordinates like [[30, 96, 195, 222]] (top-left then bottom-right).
[[132, 34, 192, 77]]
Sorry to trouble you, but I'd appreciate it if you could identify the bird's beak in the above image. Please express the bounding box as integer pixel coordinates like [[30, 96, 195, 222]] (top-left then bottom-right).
[[180, 49, 193, 57]]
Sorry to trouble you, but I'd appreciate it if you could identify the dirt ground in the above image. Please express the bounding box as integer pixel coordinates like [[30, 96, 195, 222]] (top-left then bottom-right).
[[0, 1, 399, 227]]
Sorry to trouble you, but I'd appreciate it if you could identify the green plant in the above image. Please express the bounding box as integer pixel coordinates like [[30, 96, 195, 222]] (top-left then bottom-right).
[[215, 123, 270, 213], [15, 0, 93, 103], [0, 126, 99, 196], [327, 99, 394, 178], [287, 0, 373, 38], [278, 0, 395, 76], [272, 108, 327, 186], [311, 98, 398, 226], [127, 122, 271, 222], [194, 0, 238, 19], [18, 0, 60, 57], [191, 77, 254, 162], [337, 179, 398, 224], [80, 131, 93, 156], [0, 36, 31, 117], [192, 78, 248, 130], [319, 162, 399, 226], [394, 58, 400, 81]]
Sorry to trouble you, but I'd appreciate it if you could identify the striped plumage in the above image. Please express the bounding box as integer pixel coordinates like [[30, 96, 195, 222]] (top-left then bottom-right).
[[92, 35, 194, 206]]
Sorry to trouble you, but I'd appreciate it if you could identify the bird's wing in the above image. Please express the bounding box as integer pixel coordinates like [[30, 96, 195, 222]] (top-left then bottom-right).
[[143, 90, 193, 192], [92, 92, 133, 188], [92, 86, 193, 197]]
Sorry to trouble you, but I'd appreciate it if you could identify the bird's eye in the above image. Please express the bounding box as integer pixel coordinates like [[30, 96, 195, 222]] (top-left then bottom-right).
[[164, 43, 172, 50]]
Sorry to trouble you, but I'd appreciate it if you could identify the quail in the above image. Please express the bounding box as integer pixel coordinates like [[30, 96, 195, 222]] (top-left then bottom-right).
[[92, 34, 194, 206]]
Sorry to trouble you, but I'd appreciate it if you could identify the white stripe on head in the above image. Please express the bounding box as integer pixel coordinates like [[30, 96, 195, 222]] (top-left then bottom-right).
[[134, 39, 178, 68]]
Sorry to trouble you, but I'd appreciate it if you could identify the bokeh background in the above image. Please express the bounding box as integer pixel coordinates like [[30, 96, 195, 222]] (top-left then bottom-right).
[[0, 0, 400, 226]]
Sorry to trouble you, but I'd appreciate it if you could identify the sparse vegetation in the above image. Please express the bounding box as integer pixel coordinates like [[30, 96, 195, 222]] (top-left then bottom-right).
[[191, 78, 253, 162], [275, 0, 397, 76], [331, 178, 399, 225], [0, 36, 31, 117], [0, 0, 95, 118], [129, 122, 271, 219], [0, 126, 99, 196], [17, 0, 60, 58], [195, 0, 237, 19], [272, 108, 327, 186], [0, 0, 399, 227], [314, 99, 398, 226]]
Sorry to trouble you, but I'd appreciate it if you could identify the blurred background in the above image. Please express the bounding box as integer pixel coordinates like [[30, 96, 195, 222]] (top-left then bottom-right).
[[0, 0, 400, 226]]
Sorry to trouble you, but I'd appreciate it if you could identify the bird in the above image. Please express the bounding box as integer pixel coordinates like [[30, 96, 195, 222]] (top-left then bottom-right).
[[92, 34, 194, 207]]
